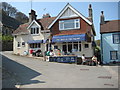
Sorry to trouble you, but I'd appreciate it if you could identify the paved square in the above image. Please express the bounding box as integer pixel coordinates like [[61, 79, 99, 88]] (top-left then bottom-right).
[[2, 51, 119, 88]]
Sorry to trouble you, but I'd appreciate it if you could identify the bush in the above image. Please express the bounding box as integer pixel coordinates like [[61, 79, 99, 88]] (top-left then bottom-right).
[[1, 35, 13, 41]]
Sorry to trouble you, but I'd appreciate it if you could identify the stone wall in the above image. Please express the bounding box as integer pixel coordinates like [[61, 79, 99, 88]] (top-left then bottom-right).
[[0, 41, 13, 51]]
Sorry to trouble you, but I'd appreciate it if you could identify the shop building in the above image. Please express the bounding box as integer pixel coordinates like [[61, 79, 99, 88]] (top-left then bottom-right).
[[13, 3, 96, 58], [100, 11, 120, 64], [49, 3, 96, 58]]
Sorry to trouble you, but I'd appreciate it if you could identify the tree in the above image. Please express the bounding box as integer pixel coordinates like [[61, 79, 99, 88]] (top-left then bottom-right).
[[0, 2, 28, 23], [95, 40, 100, 46], [1, 2, 17, 18], [15, 12, 28, 24]]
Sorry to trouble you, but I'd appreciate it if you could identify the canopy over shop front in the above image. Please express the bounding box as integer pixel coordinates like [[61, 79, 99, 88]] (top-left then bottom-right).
[[27, 40, 43, 44], [52, 34, 86, 43]]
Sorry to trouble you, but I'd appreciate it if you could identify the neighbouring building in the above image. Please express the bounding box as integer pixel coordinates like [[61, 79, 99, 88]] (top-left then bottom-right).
[[100, 11, 120, 64], [13, 3, 96, 58]]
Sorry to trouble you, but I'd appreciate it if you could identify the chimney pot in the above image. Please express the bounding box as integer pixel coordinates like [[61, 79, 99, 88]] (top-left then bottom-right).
[[100, 11, 105, 24], [89, 4, 92, 8], [101, 11, 104, 15]]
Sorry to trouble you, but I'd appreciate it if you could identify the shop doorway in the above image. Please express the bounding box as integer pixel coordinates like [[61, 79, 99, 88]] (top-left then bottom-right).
[[62, 45, 67, 53]]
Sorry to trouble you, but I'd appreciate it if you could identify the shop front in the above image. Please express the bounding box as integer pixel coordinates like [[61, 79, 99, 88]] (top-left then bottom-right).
[[51, 34, 93, 57], [27, 40, 47, 56]]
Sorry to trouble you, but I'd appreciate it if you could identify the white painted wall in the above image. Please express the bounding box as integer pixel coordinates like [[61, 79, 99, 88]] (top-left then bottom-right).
[[13, 22, 50, 56]]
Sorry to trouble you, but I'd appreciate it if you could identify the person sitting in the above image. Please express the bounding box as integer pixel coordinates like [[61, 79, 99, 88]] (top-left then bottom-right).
[[92, 55, 98, 66], [49, 50, 55, 56]]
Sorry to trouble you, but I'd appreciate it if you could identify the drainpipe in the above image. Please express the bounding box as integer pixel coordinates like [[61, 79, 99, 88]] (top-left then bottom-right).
[[100, 33, 103, 65]]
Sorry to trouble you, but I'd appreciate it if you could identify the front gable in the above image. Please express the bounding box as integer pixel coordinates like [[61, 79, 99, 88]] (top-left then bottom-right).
[[48, 3, 92, 29], [60, 7, 79, 19], [27, 20, 41, 30]]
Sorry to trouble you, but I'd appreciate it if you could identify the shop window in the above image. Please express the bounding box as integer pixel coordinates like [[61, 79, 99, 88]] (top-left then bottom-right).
[[37, 43, 41, 48], [59, 19, 80, 30], [85, 44, 89, 48], [62, 45, 67, 53], [73, 43, 78, 52], [30, 43, 41, 48], [110, 51, 118, 60], [113, 34, 120, 44], [22, 42, 25, 47], [17, 42, 21, 47], [54, 46, 58, 49], [30, 27, 39, 35]]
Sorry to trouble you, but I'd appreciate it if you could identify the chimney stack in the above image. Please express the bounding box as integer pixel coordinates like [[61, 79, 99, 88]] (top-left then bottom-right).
[[100, 11, 105, 24], [88, 4, 93, 22], [29, 9, 37, 23], [42, 13, 51, 18]]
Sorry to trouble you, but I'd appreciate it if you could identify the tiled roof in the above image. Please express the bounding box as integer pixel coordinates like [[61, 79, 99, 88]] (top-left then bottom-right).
[[38, 17, 56, 30], [13, 17, 56, 35], [100, 20, 120, 33], [13, 23, 29, 35]]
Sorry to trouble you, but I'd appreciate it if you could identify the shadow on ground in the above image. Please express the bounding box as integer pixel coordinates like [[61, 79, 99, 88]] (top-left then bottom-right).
[[1, 54, 45, 89]]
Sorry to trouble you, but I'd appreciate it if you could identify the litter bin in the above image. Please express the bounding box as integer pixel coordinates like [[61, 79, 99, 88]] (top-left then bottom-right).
[[77, 57, 82, 65]]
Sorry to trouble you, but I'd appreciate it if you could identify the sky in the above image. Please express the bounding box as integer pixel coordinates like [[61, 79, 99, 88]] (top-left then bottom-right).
[[7, 1, 119, 40]]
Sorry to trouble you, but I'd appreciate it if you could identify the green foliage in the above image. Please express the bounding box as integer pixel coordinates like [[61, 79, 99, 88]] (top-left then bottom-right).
[[95, 46, 101, 61], [0, 2, 28, 24], [95, 40, 100, 46], [95, 46, 101, 52], [1, 35, 13, 41]]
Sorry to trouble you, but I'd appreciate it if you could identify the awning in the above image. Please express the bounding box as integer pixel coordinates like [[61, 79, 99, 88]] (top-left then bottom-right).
[[52, 34, 86, 43], [27, 40, 43, 44], [43, 39, 49, 43]]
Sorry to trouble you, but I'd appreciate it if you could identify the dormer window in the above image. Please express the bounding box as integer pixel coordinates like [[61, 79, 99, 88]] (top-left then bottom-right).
[[59, 19, 80, 30], [30, 27, 39, 35]]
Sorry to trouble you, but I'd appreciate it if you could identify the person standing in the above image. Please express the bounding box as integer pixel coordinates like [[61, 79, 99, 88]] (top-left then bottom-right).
[[92, 55, 98, 66], [81, 54, 86, 65]]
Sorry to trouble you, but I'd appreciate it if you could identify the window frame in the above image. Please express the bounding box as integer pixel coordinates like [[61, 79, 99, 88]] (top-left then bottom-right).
[[110, 51, 118, 60], [113, 34, 120, 44], [62, 42, 81, 53], [84, 44, 89, 48], [59, 19, 80, 30], [30, 27, 39, 35], [17, 42, 21, 48], [29, 43, 41, 48], [22, 42, 25, 47]]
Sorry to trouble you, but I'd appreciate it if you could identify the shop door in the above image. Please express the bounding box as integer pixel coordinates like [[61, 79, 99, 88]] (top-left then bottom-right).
[[62, 45, 67, 53], [68, 44, 72, 53]]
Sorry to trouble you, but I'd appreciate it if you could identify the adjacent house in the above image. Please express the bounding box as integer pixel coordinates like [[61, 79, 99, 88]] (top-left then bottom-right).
[[13, 3, 96, 58], [100, 11, 120, 64]]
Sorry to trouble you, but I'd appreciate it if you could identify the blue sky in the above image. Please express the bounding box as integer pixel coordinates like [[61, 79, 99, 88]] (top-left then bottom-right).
[[8, 2, 119, 40]]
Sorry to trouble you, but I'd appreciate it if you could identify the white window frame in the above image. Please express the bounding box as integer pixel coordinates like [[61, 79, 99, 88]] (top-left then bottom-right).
[[30, 27, 39, 35], [29, 43, 41, 49], [17, 42, 21, 48], [113, 34, 120, 44], [110, 51, 118, 60], [62, 42, 81, 53], [59, 19, 80, 30]]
